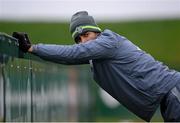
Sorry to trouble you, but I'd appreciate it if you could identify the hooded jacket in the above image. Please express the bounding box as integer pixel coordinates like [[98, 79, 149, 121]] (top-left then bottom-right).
[[32, 29, 180, 121]]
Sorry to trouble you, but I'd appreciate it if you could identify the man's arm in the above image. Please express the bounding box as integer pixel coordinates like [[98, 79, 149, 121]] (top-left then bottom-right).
[[13, 30, 118, 65], [12, 32, 89, 65], [29, 33, 118, 65], [28, 45, 89, 65]]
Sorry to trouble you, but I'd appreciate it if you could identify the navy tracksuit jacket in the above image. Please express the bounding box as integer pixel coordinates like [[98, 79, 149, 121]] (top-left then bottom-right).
[[32, 29, 180, 121]]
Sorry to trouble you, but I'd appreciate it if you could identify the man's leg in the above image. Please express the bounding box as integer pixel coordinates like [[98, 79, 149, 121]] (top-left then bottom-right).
[[160, 82, 180, 122]]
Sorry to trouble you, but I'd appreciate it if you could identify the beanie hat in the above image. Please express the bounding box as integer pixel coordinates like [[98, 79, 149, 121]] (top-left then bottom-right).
[[70, 11, 102, 43]]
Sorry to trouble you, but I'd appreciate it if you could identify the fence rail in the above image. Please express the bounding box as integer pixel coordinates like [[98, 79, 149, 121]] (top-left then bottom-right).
[[0, 32, 43, 62]]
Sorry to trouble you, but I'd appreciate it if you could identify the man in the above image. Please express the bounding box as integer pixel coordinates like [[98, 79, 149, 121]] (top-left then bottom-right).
[[12, 11, 180, 122]]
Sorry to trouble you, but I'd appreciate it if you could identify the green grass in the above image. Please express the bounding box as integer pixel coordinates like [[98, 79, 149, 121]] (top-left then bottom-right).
[[0, 19, 180, 68]]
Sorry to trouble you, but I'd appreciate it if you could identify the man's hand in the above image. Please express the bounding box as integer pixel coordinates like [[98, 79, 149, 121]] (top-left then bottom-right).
[[12, 32, 31, 52]]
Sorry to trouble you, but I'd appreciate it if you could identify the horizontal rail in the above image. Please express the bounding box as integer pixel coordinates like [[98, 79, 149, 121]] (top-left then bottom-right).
[[0, 32, 43, 62]]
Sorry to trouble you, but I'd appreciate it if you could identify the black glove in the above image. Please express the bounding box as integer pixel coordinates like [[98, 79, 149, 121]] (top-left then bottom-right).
[[12, 32, 31, 52]]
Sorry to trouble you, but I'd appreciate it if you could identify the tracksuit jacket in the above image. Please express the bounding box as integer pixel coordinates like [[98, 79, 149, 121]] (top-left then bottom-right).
[[32, 29, 180, 121]]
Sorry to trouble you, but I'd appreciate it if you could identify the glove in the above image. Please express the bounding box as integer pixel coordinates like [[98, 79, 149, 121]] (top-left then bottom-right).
[[12, 32, 31, 52]]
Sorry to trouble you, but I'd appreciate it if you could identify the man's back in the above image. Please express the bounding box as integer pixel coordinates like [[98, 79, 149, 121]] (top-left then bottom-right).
[[91, 29, 180, 121]]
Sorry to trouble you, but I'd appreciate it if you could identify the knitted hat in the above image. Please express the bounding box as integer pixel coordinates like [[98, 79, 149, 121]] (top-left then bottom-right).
[[70, 11, 101, 43]]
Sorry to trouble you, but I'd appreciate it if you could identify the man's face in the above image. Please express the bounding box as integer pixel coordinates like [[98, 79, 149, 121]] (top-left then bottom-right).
[[78, 32, 98, 44]]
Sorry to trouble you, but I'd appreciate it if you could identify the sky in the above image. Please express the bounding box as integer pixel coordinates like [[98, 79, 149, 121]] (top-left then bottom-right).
[[0, 0, 180, 22]]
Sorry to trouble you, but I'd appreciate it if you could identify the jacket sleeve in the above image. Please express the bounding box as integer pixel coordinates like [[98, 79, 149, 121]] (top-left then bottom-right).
[[31, 32, 119, 65]]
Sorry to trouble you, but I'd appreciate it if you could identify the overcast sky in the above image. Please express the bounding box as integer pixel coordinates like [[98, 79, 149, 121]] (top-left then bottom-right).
[[0, 0, 180, 22]]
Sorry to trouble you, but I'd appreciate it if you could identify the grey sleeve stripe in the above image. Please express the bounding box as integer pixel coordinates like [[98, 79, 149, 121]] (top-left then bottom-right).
[[171, 87, 180, 103]]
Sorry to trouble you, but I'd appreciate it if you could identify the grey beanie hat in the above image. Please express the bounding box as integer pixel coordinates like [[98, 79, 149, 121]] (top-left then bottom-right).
[[70, 11, 101, 43]]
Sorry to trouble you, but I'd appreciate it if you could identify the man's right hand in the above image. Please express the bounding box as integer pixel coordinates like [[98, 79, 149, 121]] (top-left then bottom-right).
[[12, 32, 32, 53]]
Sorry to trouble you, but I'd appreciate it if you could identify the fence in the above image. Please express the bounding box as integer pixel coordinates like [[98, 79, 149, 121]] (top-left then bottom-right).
[[0, 33, 94, 122]]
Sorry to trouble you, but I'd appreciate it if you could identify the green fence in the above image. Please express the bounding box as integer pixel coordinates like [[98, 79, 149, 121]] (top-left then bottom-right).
[[0, 32, 163, 122], [0, 33, 94, 122]]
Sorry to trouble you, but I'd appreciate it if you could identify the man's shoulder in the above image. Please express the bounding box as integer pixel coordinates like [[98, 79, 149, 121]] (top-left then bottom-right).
[[100, 29, 117, 38], [102, 29, 126, 39], [102, 29, 114, 34], [100, 29, 127, 42]]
